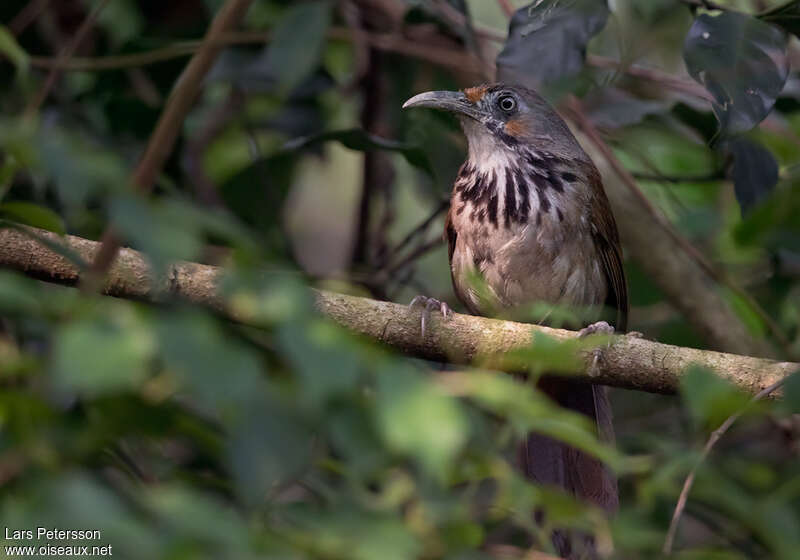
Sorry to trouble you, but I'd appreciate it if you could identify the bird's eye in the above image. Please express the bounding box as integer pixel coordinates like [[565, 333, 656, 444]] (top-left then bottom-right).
[[498, 95, 516, 112]]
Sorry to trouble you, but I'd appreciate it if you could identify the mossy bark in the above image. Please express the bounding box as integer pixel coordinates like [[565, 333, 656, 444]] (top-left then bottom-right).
[[0, 226, 794, 396]]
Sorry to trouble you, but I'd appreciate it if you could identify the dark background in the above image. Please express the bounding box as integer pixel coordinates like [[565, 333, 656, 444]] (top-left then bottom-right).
[[0, 0, 799, 558]]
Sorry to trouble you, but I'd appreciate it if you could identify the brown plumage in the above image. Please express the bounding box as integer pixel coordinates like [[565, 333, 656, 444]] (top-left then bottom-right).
[[404, 84, 628, 557]]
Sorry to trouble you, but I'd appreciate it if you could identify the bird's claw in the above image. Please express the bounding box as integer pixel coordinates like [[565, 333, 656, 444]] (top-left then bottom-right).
[[578, 320, 615, 338], [409, 296, 451, 338], [578, 321, 615, 378]]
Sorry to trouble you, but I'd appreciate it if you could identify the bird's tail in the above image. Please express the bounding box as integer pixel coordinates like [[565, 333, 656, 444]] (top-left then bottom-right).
[[518, 379, 617, 558]]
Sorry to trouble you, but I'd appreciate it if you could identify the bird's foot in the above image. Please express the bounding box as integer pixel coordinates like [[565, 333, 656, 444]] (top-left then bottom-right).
[[578, 320, 615, 338], [409, 296, 451, 338], [578, 321, 615, 378]]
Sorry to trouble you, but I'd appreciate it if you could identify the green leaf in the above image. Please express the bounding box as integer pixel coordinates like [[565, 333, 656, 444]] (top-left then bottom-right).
[[35, 125, 129, 209], [158, 198, 258, 254], [449, 370, 623, 470], [109, 195, 203, 274], [52, 313, 155, 396], [276, 319, 363, 407], [502, 331, 599, 374], [0, 201, 65, 234], [670, 548, 748, 560], [722, 285, 767, 337], [226, 400, 313, 506], [497, 0, 609, 88], [0, 271, 44, 315], [376, 365, 468, 479], [0, 26, 29, 75], [221, 270, 313, 325], [90, 0, 144, 49], [780, 370, 800, 414], [144, 485, 250, 552], [156, 310, 265, 416], [732, 180, 800, 248], [328, 406, 387, 477], [2, 474, 160, 558], [284, 507, 421, 560], [720, 137, 779, 213], [260, 0, 332, 93], [683, 12, 789, 135], [218, 152, 296, 239], [680, 366, 752, 431], [581, 87, 669, 129]]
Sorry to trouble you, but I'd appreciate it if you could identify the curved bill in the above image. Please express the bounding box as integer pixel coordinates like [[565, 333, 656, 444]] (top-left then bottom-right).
[[402, 90, 483, 120]]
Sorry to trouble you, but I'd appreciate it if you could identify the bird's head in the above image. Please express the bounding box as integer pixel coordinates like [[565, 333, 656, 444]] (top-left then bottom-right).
[[403, 84, 586, 163]]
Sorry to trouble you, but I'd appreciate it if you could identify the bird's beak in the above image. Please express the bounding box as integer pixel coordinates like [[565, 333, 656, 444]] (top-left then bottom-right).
[[402, 90, 483, 120]]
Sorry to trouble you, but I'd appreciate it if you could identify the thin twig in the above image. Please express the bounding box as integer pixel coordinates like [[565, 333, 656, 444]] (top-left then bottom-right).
[[631, 172, 723, 184], [352, 49, 393, 268], [496, 0, 515, 18], [662, 376, 788, 555], [338, 1, 370, 93], [585, 55, 711, 101], [623, 146, 692, 215], [9, 0, 50, 36], [380, 198, 449, 268], [25, 28, 482, 74], [28, 42, 202, 70], [85, 0, 255, 288], [125, 68, 163, 107], [431, 0, 494, 81], [384, 236, 444, 277], [184, 89, 245, 206], [386, 265, 418, 300], [20, 32, 713, 105], [23, 0, 110, 118]]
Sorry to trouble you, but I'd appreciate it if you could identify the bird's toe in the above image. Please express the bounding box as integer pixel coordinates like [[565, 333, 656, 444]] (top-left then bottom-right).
[[578, 320, 615, 338], [409, 295, 450, 338]]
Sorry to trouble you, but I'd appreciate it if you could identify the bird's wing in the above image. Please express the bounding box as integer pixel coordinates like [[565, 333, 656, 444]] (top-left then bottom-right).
[[444, 206, 483, 315], [587, 170, 628, 332], [444, 207, 457, 262]]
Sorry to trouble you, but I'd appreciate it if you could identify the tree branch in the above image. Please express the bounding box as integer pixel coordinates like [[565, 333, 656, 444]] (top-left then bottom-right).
[[0, 226, 794, 397]]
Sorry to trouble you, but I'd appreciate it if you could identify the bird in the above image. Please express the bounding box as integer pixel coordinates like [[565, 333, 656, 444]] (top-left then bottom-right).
[[403, 84, 627, 557]]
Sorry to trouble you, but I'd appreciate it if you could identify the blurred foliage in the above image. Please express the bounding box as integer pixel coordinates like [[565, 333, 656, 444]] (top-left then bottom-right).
[[0, 0, 798, 558]]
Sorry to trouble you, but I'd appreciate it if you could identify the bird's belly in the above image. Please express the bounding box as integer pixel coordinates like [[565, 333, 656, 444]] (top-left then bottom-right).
[[450, 222, 607, 318]]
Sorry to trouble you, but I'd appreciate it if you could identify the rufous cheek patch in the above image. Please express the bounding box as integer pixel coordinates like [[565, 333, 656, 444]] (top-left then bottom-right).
[[463, 86, 489, 104], [504, 118, 526, 137]]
